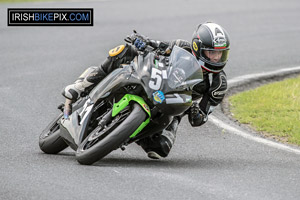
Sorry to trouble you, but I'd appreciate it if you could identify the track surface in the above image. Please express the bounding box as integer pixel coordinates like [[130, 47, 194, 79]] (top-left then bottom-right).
[[1, 0, 300, 199]]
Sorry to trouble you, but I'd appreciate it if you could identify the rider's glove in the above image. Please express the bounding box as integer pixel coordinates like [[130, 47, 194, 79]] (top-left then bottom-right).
[[134, 38, 147, 50], [188, 102, 208, 127], [125, 30, 149, 50]]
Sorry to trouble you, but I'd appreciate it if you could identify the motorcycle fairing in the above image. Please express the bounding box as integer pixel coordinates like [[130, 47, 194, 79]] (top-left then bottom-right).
[[60, 98, 93, 149]]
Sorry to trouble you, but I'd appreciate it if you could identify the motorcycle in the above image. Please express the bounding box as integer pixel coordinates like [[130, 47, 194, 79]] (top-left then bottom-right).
[[39, 42, 204, 165]]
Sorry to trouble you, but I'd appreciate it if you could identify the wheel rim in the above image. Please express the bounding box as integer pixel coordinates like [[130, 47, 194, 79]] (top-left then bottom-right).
[[82, 108, 131, 151]]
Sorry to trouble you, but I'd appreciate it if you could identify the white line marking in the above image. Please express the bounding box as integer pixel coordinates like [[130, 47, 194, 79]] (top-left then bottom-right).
[[228, 66, 300, 86], [211, 66, 300, 155], [210, 116, 300, 155]]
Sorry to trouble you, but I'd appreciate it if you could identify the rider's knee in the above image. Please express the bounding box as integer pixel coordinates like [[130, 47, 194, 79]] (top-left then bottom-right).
[[62, 83, 81, 102]]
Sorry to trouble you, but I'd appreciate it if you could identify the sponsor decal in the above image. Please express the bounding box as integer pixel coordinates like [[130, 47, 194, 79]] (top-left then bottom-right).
[[152, 90, 165, 104], [214, 36, 226, 48], [193, 41, 198, 51], [154, 60, 158, 68], [142, 104, 150, 113], [7, 8, 93, 26], [213, 91, 226, 97]]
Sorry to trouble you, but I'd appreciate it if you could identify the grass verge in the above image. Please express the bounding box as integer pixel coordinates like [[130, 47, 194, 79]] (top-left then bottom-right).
[[229, 75, 300, 145]]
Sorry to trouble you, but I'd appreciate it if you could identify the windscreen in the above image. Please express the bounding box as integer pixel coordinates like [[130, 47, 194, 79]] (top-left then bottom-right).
[[167, 46, 204, 89]]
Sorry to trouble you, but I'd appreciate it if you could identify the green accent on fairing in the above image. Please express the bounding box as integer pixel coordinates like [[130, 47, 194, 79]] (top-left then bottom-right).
[[130, 118, 150, 138], [112, 94, 151, 117], [155, 60, 158, 68], [112, 94, 151, 138]]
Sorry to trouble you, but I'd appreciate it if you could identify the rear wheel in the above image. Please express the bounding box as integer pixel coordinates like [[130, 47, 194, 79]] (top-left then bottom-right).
[[76, 103, 147, 165], [39, 113, 68, 154]]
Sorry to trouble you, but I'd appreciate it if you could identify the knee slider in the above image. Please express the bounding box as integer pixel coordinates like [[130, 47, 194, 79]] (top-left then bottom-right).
[[158, 135, 172, 157]]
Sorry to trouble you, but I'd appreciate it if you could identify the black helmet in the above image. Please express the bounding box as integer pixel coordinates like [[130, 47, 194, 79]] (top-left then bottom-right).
[[191, 22, 230, 73]]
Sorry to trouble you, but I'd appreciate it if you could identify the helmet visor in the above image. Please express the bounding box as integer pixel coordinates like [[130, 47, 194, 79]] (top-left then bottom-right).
[[201, 48, 229, 66]]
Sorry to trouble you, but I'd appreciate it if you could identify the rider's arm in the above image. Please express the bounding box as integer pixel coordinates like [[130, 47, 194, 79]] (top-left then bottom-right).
[[167, 39, 191, 53], [206, 70, 227, 109], [188, 70, 228, 127], [101, 44, 138, 74], [148, 39, 191, 55]]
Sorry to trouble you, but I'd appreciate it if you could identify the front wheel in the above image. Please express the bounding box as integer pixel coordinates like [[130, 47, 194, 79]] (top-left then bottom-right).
[[76, 103, 147, 165], [39, 113, 68, 154]]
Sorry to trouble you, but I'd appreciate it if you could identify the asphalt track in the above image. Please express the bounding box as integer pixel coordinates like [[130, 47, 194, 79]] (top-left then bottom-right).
[[1, 0, 300, 199]]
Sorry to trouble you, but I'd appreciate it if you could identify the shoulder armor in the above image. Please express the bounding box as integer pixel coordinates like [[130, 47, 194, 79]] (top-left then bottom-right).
[[109, 45, 126, 57]]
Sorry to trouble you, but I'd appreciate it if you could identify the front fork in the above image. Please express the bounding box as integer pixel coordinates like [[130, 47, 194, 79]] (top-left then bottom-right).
[[63, 99, 73, 119]]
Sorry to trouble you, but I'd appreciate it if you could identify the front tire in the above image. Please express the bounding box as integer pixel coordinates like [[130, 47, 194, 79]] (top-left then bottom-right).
[[76, 103, 147, 165], [39, 113, 68, 154]]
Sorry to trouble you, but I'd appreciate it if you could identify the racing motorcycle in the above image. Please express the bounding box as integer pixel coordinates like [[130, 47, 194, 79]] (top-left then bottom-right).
[[39, 43, 204, 165]]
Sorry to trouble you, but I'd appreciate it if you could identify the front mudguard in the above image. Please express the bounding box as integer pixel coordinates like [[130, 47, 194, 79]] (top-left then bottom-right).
[[112, 94, 151, 138]]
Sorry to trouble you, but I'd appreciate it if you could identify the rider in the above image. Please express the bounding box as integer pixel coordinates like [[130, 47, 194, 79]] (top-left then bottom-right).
[[62, 22, 230, 159]]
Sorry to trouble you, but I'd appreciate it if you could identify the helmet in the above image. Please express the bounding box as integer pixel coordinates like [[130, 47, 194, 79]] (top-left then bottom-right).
[[191, 22, 230, 73]]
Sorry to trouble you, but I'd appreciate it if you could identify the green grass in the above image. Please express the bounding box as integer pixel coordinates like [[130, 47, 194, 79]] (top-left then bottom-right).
[[229, 75, 300, 145]]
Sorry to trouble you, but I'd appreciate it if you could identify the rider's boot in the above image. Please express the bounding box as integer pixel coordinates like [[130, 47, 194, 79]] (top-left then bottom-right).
[[62, 66, 107, 101], [138, 117, 179, 159]]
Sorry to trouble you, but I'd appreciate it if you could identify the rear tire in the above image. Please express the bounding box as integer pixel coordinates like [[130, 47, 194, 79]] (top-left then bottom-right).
[[39, 113, 68, 154], [76, 103, 147, 165]]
